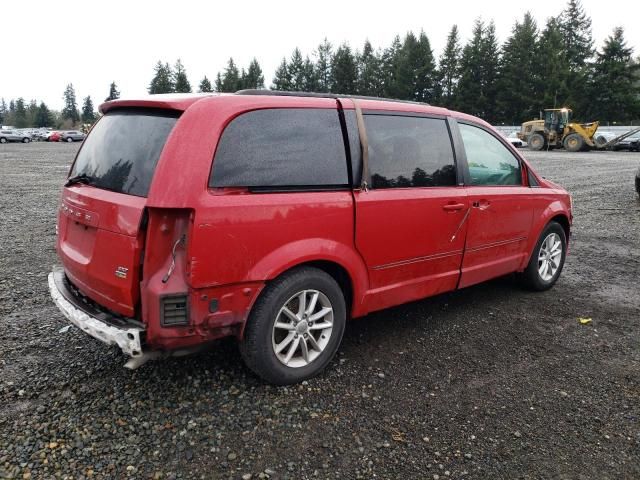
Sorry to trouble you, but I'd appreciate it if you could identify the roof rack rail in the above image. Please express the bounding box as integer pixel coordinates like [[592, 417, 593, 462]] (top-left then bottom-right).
[[235, 89, 430, 107]]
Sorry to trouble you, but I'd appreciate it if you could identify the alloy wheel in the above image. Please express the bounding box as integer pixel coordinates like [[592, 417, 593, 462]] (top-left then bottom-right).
[[271, 289, 334, 368], [538, 232, 562, 281]]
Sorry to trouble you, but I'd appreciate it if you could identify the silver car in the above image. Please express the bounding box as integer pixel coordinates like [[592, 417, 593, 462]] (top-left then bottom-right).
[[60, 130, 86, 143], [0, 129, 31, 143]]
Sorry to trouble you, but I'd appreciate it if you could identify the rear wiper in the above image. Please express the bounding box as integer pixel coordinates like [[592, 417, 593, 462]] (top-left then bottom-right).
[[65, 173, 94, 187]]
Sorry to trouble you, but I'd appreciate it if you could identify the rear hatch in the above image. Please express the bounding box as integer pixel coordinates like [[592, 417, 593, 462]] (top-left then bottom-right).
[[57, 108, 179, 317]]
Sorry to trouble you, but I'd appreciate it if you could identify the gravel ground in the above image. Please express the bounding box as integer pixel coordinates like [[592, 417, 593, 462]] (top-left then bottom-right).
[[0, 143, 639, 480]]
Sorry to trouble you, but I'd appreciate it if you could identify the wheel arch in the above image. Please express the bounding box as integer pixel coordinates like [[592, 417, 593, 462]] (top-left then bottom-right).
[[520, 206, 571, 270], [245, 240, 370, 319]]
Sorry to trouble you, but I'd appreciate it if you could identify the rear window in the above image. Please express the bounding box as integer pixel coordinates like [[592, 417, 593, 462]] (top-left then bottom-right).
[[210, 108, 348, 188], [70, 108, 179, 197]]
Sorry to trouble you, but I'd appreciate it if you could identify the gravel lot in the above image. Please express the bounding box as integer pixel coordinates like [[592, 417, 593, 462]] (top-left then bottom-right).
[[1, 142, 639, 479]]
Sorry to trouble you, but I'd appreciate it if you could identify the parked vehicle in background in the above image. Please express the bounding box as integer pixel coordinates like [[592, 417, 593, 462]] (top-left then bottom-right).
[[48, 131, 62, 142], [48, 91, 573, 385], [613, 136, 640, 152], [60, 130, 86, 142], [500, 131, 527, 148], [0, 129, 31, 143]]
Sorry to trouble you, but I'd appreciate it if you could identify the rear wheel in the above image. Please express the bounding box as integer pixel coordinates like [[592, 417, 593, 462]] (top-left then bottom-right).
[[528, 133, 545, 151], [66, 137, 74, 143], [239, 267, 346, 385], [520, 221, 567, 291], [0, 138, 6, 144], [22, 137, 30, 143], [563, 133, 584, 152]]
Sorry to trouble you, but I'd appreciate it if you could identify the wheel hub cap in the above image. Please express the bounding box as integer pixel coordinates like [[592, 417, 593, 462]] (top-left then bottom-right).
[[272, 289, 334, 368], [538, 233, 562, 281]]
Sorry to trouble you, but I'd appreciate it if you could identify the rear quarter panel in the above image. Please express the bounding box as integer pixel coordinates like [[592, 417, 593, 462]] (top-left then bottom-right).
[[145, 96, 370, 317]]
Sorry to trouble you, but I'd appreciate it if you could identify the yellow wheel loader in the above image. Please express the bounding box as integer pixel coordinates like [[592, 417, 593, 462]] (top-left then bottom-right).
[[517, 108, 600, 152], [518, 108, 640, 152]]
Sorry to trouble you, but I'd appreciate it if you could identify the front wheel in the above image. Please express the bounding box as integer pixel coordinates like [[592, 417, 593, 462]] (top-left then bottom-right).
[[66, 137, 74, 143], [0, 137, 6, 144], [528, 133, 545, 151], [22, 137, 30, 143], [520, 222, 567, 291], [239, 267, 346, 385], [563, 133, 584, 152]]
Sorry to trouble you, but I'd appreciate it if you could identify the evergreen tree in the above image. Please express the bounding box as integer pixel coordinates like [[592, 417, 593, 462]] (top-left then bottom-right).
[[380, 36, 403, 98], [456, 20, 501, 122], [81, 96, 96, 123], [105, 82, 120, 101], [331, 43, 358, 94], [437, 25, 462, 107], [199, 76, 213, 92], [302, 56, 318, 91], [173, 59, 192, 93], [480, 21, 501, 123], [243, 58, 265, 89], [394, 32, 419, 100], [497, 12, 539, 124], [15, 98, 27, 128], [27, 100, 39, 127], [533, 18, 569, 112], [314, 38, 333, 92], [272, 58, 292, 91], [149, 61, 175, 94], [558, 0, 593, 72], [405, 31, 437, 103], [216, 58, 241, 92], [0, 98, 6, 125], [288, 48, 306, 91], [557, 0, 594, 116], [35, 102, 53, 127], [61, 84, 80, 124], [456, 21, 486, 117], [591, 27, 640, 122], [357, 40, 382, 96]]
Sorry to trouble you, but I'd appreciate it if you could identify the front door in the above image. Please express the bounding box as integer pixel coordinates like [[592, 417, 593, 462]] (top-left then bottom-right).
[[354, 113, 469, 313], [456, 122, 534, 288]]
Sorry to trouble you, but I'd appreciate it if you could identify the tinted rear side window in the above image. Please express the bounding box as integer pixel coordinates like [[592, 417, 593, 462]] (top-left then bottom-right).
[[210, 108, 348, 188], [364, 115, 456, 189], [70, 109, 179, 197]]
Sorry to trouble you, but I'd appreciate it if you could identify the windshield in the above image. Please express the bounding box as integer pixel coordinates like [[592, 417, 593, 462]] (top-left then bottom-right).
[[70, 108, 179, 197]]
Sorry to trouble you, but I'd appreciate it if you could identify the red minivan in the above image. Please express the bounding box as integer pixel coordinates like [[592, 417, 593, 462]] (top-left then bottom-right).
[[49, 91, 572, 384]]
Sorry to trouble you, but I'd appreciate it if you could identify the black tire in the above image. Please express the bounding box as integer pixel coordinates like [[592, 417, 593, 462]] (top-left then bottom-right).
[[0, 137, 6, 144], [520, 221, 567, 291], [66, 137, 73, 143], [239, 266, 346, 385], [563, 133, 584, 152], [528, 133, 545, 151], [22, 137, 30, 143]]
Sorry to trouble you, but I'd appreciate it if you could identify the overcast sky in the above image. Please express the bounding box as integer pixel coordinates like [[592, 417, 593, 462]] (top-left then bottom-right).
[[2, 0, 638, 111]]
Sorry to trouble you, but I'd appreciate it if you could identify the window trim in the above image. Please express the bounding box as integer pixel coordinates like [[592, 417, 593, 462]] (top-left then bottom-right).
[[359, 111, 460, 190], [455, 119, 525, 187]]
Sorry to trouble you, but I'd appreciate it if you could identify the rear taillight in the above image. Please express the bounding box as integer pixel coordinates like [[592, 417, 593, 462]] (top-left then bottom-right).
[[160, 294, 189, 327]]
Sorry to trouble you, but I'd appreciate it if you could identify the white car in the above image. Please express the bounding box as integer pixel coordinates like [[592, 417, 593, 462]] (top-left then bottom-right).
[[499, 131, 527, 148]]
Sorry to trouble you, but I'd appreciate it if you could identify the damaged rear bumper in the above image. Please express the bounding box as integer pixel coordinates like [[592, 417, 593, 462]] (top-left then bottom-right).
[[48, 268, 144, 358]]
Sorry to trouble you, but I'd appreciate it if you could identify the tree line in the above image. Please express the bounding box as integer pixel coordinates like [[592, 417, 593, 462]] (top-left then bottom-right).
[[0, 82, 120, 129], [148, 0, 639, 124], [3, 0, 638, 128]]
